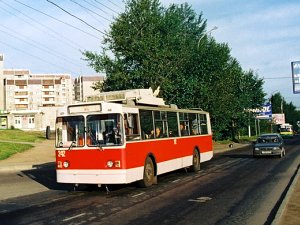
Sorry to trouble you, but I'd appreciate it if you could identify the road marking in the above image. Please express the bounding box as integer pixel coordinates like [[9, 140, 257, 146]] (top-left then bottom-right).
[[171, 178, 181, 183], [62, 213, 86, 222], [188, 196, 212, 203], [132, 192, 145, 198]]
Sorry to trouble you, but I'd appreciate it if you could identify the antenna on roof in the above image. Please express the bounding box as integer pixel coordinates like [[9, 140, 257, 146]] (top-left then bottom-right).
[[153, 86, 160, 97]]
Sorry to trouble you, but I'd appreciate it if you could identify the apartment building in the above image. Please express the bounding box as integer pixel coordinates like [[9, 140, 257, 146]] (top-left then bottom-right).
[[0, 53, 107, 130], [0, 54, 4, 112], [73, 75, 104, 102], [0, 54, 73, 130]]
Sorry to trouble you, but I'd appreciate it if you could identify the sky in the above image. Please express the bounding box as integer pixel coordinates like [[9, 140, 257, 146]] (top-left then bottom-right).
[[1, 0, 300, 107]]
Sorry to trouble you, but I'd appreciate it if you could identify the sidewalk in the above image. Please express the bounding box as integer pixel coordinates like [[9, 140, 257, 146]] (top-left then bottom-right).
[[0, 139, 299, 224], [273, 166, 300, 225], [0, 139, 55, 172]]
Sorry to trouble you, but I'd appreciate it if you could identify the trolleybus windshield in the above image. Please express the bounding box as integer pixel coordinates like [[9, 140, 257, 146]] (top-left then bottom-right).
[[86, 113, 124, 146], [56, 116, 84, 148]]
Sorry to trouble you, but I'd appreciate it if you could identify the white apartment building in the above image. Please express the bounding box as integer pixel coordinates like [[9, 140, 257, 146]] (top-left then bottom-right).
[[0, 54, 4, 112], [0, 54, 73, 130], [73, 75, 104, 102]]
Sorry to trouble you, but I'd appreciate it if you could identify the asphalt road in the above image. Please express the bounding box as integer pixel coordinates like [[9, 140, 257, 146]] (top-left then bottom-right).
[[0, 137, 299, 225]]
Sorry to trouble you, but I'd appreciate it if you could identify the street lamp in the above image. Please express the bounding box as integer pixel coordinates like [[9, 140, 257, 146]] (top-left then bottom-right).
[[197, 26, 218, 48]]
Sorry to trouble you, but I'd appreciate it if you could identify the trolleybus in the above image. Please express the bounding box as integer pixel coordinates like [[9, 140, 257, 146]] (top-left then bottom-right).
[[55, 88, 213, 188], [279, 123, 293, 138]]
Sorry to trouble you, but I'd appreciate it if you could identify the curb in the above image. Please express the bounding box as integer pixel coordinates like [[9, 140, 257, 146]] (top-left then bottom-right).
[[271, 164, 300, 225], [0, 165, 35, 173], [0, 161, 55, 173]]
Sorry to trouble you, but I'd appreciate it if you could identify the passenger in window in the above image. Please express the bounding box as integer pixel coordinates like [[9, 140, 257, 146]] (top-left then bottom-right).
[[155, 127, 163, 138], [148, 130, 155, 139], [124, 114, 129, 135], [180, 124, 188, 136], [111, 123, 122, 144]]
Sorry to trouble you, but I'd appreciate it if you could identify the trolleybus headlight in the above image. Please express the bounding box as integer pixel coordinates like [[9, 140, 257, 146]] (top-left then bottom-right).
[[63, 161, 70, 168], [107, 160, 114, 168]]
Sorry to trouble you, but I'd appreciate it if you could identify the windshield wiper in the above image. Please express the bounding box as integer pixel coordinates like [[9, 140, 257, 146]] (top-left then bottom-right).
[[68, 141, 76, 150], [87, 130, 104, 151]]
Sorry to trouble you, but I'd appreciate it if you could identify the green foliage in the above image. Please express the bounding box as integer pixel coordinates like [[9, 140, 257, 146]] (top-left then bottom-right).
[[0, 142, 33, 160], [0, 129, 45, 142], [83, 0, 266, 140], [270, 93, 300, 132]]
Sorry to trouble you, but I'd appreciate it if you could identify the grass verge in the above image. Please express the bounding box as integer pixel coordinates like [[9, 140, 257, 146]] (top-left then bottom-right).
[[0, 142, 33, 160], [0, 129, 45, 143]]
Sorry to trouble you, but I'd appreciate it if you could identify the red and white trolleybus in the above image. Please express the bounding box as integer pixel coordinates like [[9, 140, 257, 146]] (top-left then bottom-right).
[[55, 88, 213, 187]]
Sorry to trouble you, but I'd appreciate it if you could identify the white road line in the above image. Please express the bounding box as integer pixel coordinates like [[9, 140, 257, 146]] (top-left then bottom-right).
[[171, 178, 181, 183], [132, 192, 145, 198], [62, 213, 86, 222]]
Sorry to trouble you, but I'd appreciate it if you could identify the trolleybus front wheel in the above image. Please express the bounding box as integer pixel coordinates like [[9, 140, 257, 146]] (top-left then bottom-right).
[[138, 157, 155, 188], [190, 149, 200, 172]]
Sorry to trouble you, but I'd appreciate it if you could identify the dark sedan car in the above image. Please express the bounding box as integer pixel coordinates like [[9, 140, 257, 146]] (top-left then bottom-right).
[[253, 133, 286, 158]]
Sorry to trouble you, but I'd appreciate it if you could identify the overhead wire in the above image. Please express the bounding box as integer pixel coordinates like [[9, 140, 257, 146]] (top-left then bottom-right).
[[70, 0, 113, 22], [263, 77, 291, 79], [0, 24, 82, 68], [0, 39, 79, 75], [95, 0, 121, 13], [105, 0, 123, 10], [0, 2, 92, 74], [68, 1, 108, 30], [1, 0, 123, 74], [46, 0, 107, 35], [13, 0, 102, 40], [0, 2, 83, 51]]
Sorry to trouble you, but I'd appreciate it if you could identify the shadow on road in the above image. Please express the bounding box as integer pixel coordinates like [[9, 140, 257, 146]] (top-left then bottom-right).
[[21, 162, 74, 191], [20, 162, 135, 193], [222, 153, 253, 159]]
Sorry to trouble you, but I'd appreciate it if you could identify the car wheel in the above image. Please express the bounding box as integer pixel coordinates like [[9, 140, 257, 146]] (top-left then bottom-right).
[[279, 151, 284, 158]]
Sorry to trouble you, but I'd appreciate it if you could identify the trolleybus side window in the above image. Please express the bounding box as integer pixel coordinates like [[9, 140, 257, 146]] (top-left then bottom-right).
[[167, 112, 179, 137], [86, 114, 124, 146], [189, 113, 199, 135], [154, 111, 168, 138], [124, 113, 140, 141], [199, 114, 208, 134], [139, 109, 154, 140], [179, 113, 190, 136], [56, 116, 84, 148]]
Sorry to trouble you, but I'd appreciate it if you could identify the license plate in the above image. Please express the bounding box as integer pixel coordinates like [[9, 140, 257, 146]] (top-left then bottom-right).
[[262, 151, 271, 154]]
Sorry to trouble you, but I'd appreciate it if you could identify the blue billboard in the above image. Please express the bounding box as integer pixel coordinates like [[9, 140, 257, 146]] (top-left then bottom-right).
[[251, 103, 272, 119], [292, 61, 300, 94]]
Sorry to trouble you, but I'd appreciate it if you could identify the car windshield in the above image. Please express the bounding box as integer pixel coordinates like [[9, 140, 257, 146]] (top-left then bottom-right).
[[257, 136, 279, 143]]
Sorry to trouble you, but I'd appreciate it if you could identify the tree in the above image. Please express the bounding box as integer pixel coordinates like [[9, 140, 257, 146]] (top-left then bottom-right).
[[83, 0, 266, 140], [270, 92, 300, 132]]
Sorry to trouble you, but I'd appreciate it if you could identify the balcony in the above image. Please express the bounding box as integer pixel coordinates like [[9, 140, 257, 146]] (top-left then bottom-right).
[[15, 86, 28, 91], [42, 92, 55, 97], [42, 85, 55, 91], [14, 91, 29, 98], [42, 99, 56, 105], [15, 99, 29, 104]]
